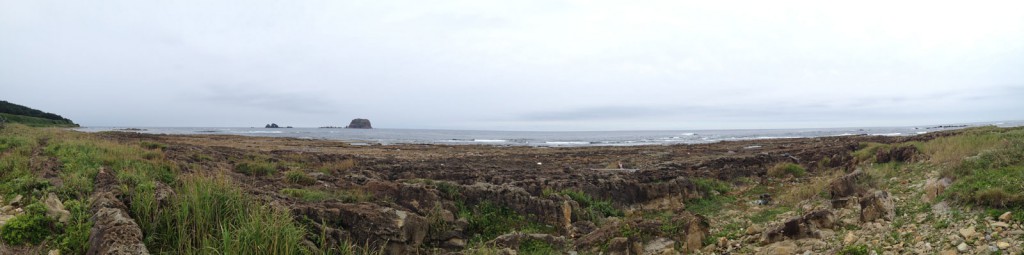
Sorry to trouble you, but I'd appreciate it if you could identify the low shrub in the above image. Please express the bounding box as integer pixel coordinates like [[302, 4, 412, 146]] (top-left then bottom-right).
[[768, 163, 806, 178], [284, 170, 316, 185], [234, 161, 277, 176], [0, 207, 54, 245]]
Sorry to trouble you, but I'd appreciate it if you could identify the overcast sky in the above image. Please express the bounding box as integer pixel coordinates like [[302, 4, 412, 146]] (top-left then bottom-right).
[[2, 1, 1022, 130]]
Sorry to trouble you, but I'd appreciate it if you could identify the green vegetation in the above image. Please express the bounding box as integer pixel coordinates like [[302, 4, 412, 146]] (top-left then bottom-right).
[[518, 239, 557, 255], [284, 170, 316, 185], [750, 206, 791, 224], [234, 160, 278, 176], [0, 100, 74, 123], [925, 127, 1024, 221], [838, 244, 871, 255], [853, 142, 889, 162], [151, 175, 308, 254], [55, 199, 92, 254], [459, 201, 552, 244], [767, 162, 806, 178], [1, 112, 76, 127], [556, 189, 623, 221], [685, 177, 735, 215], [0, 203, 53, 245], [139, 141, 167, 150], [280, 188, 371, 203]]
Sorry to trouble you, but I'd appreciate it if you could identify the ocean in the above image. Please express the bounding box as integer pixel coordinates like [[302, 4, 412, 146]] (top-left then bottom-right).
[[74, 120, 1024, 147]]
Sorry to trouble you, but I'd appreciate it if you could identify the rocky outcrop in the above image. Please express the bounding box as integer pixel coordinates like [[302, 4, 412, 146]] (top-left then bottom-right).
[[265, 123, 280, 128], [829, 170, 869, 208], [87, 168, 149, 255], [575, 212, 708, 253], [295, 202, 428, 255], [860, 190, 895, 222], [876, 144, 919, 163], [43, 193, 70, 224], [761, 210, 834, 244], [345, 118, 372, 129], [922, 177, 951, 203]]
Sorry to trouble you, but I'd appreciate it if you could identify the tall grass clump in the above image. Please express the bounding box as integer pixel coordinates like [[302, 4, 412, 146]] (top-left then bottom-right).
[[151, 175, 307, 254], [284, 170, 316, 185], [234, 160, 278, 176], [767, 163, 806, 178], [460, 201, 552, 244], [921, 126, 1024, 165]]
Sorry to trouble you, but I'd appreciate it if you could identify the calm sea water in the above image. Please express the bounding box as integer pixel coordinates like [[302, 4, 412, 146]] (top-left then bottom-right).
[[76, 121, 1024, 147]]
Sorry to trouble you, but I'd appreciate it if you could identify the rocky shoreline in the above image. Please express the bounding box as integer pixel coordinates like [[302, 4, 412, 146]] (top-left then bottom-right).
[[2, 126, 1021, 254]]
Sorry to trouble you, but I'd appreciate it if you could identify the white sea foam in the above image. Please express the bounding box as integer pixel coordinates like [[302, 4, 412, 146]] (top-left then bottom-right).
[[235, 131, 283, 134], [871, 133, 902, 136], [545, 141, 590, 145], [916, 131, 927, 134], [681, 133, 696, 136], [473, 139, 507, 142]]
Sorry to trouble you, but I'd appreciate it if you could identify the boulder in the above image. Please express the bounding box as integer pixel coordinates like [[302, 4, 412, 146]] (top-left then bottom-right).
[[43, 193, 71, 223], [999, 211, 1012, 222], [606, 237, 642, 255], [829, 170, 868, 208], [644, 237, 677, 255], [295, 202, 428, 255], [762, 210, 832, 244], [860, 190, 895, 222], [345, 118, 373, 129], [922, 178, 951, 203]]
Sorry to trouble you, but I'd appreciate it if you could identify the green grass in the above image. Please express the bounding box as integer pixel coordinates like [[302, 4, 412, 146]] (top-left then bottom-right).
[[459, 201, 553, 244], [693, 177, 731, 195], [55, 199, 92, 254], [838, 244, 871, 255], [557, 189, 623, 221], [519, 239, 558, 255], [280, 188, 372, 203], [0, 203, 53, 245], [150, 175, 308, 254], [750, 206, 791, 224], [853, 142, 889, 163], [767, 163, 806, 178], [234, 160, 278, 176], [284, 170, 316, 185], [139, 141, 167, 150], [685, 195, 736, 216], [685, 178, 735, 215]]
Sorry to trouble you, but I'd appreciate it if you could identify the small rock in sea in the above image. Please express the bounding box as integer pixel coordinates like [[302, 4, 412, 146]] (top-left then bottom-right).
[[956, 242, 969, 252], [999, 211, 1013, 222]]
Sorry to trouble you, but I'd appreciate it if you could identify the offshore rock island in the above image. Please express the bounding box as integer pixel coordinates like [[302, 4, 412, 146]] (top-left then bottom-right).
[[345, 118, 372, 129]]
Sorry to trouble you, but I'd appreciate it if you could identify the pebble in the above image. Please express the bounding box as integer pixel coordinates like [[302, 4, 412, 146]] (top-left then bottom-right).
[[996, 241, 1010, 250], [991, 221, 1010, 228], [844, 232, 858, 245], [48, 250, 60, 255], [957, 242, 968, 252], [999, 211, 1012, 222], [939, 249, 957, 255], [746, 225, 763, 235], [959, 226, 976, 239]]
